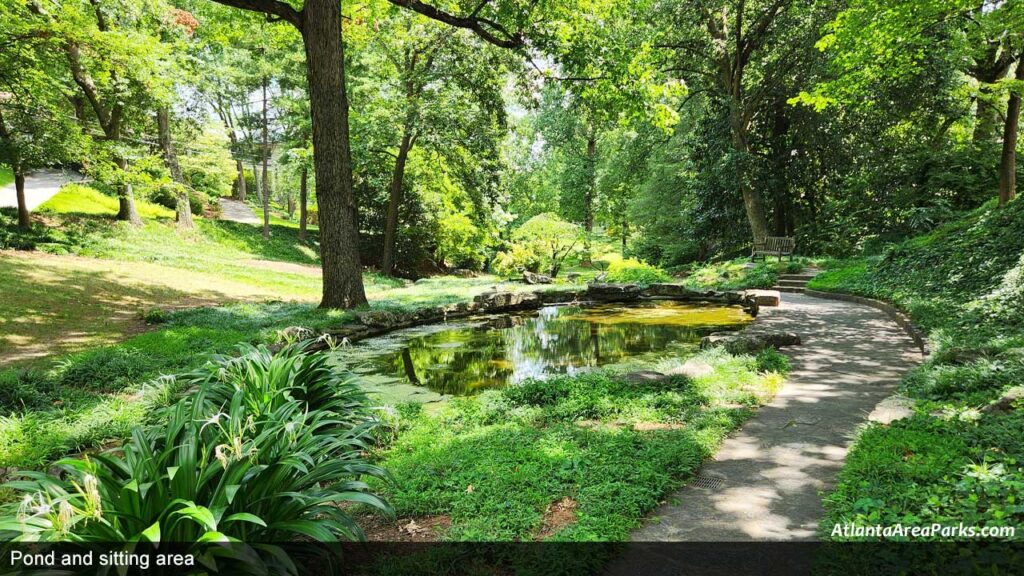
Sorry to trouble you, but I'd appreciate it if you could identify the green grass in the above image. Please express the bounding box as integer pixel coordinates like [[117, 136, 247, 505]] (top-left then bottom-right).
[[38, 183, 175, 219], [0, 166, 13, 188], [809, 198, 1024, 539], [0, 276, 579, 470], [679, 257, 814, 290], [367, 349, 785, 542]]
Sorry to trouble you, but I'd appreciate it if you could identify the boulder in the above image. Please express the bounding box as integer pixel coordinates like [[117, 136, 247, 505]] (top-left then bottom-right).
[[644, 284, 709, 299], [982, 386, 1024, 414], [538, 290, 584, 305], [621, 371, 669, 384], [566, 272, 583, 282], [356, 310, 409, 330], [700, 331, 801, 354], [277, 325, 315, 343], [587, 283, 642, 302], [743, 289, 781, 307], [523, 271, 553, 285], [868, 395, 916, 425], [473, 290, 542, 311]]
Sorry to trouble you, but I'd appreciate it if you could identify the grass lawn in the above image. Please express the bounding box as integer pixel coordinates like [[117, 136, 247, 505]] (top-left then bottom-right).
[[0, 166, 13, 189], [369, 351, 786, 543], [808, 198, 1024, 539]]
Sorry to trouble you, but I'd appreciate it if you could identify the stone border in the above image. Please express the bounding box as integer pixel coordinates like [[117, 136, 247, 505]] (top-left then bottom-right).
[[803, 288, 929, 357], [302, 283, 759, 352]]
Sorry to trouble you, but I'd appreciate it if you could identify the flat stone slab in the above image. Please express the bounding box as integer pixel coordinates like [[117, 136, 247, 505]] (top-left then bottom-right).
[[623, 293, 922, 545], [743, 289, 781, 306], [868, 395, 916, 425]]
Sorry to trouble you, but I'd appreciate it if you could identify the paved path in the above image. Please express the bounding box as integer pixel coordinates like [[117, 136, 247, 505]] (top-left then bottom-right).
[[219, 198, 260, 224], [629, 293, 921, 543], [0, 169, 83, 211]]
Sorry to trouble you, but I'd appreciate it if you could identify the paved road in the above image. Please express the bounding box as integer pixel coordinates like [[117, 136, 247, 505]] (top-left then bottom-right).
[[219, 198, 260, 224], [0, 169, 83, 211], [628, 293, 922, 543]]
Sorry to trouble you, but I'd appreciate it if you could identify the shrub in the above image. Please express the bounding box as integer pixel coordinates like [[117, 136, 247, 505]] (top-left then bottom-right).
[[435, 212, 486, 271], [1, 345, 391, 573], [494, 213, 581, 278], [0, 369, 60, 413], [493, 242, 544, 277], [54, 347, 158, 392], [605, 258, 671, 285], [755, 348, 791, 374]]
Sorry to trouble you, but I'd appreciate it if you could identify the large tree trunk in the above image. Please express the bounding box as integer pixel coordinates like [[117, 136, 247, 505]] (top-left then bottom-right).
[[260, 76, 271, 239], [730, 108, 770, 242], [299, 166, 308, 241], [234, 159, 247, 201], [0, 111, 30, 229], [156, 107, 194, 229], [998, 57, 1023, 207], [302, 0, 367, 308], [381, 126, 414, 276], [14, 171, 29, 229], [113, 157, 143, 226]]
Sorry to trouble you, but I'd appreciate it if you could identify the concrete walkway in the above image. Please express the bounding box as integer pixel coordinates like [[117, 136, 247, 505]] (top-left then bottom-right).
[[629, 293, 922, 542], [219, 198, 260, 224], [0, 169, 83, 211]]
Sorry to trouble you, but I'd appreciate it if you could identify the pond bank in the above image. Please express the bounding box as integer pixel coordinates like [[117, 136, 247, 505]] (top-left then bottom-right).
[[303, 282, 760, 351]]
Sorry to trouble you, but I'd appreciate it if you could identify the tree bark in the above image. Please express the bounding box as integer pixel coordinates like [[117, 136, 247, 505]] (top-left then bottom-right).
[[63, 13, 141, 226], [299, 166, 308, 241], [0, 110, 30, 229], [381, 126, 415, 275], [260, 76, 271, 239], [235, 159, 247, 201], [156, 107, 194, 229], [302, 0, 367, 308], [731, 108, 770, 241], [998, 56, 1023, 206], [14, 171, 29, 229]]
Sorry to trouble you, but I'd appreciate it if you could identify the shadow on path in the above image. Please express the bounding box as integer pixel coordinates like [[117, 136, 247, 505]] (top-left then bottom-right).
[[624, 293, 922, 546]]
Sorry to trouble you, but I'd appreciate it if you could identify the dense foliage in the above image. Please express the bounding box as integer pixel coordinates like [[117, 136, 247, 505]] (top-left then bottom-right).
[[809, 199, 1024, 537], [370, 350, 786, 542], [2, 346, 390, 572]]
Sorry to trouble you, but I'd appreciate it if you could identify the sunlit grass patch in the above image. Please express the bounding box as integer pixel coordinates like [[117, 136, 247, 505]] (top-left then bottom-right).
[[37, 183, 174, 219]]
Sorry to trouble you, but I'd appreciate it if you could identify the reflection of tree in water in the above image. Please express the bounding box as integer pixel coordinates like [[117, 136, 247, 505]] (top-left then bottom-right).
[[369, 302, 748, 396]]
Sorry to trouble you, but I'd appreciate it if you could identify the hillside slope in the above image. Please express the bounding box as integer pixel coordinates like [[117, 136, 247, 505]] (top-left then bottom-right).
[[810, 198, 1024, 539]]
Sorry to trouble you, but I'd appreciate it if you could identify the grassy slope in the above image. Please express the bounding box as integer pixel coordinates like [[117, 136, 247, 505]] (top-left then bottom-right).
[[807, 198, 1024, 539], [0, 184, 578, 469], [371, 351, 786, 542], [0, 166, 13, 189]]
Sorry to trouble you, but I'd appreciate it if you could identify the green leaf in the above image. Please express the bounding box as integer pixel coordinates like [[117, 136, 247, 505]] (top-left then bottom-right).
[[223, 513, 267, 527], [140, 521, 160, 543]]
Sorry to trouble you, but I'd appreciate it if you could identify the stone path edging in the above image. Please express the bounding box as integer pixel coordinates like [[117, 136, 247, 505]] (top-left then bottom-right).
[[803, 288, 929, 357]]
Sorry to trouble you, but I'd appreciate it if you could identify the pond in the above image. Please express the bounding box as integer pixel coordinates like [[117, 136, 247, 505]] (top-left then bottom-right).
[[331, 300, 752, 403]]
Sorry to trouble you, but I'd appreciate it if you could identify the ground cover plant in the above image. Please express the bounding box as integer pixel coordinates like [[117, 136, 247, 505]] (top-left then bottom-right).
[[809, 198, 1024, 538], [367, 349, 787, 542], [0, 277, 577, 470], [1, 345, 391, 574]]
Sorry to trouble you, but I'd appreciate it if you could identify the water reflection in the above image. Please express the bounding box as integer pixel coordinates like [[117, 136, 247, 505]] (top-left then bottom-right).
[[339, 301, 751, 397]]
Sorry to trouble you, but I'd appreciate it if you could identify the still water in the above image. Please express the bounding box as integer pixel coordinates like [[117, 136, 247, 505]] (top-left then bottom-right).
[[332, 301, 751, 401]]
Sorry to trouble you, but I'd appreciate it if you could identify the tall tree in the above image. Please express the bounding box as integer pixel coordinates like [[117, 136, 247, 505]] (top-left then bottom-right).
[[31, 0, 173, 226], [206, 0, 535, 307], [155, 107, 195, 228], [0, 1, 86, 228]]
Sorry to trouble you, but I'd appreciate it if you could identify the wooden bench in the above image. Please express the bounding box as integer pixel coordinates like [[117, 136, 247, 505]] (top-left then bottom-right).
[[751, 236, 796, 262]]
